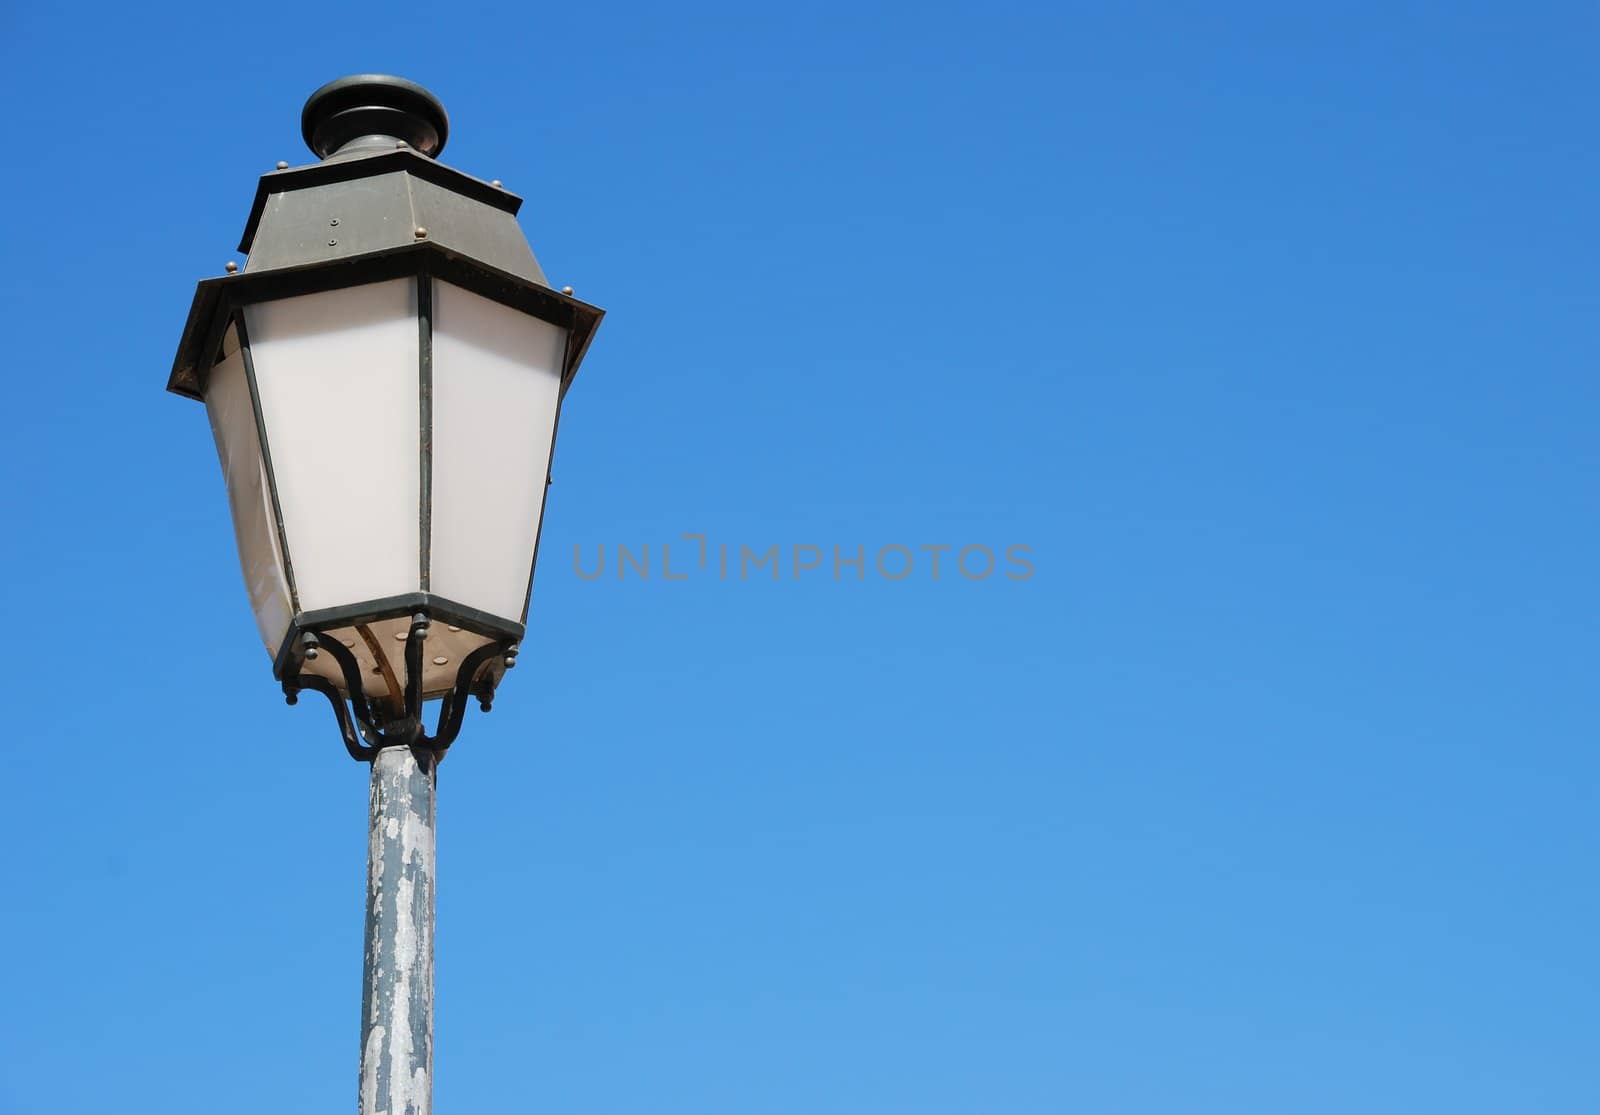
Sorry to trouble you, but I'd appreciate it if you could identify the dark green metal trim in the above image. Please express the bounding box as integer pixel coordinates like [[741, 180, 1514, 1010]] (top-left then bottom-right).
[[168, 241, 603, 401], [519, 342, 576, 623], [237, 313, 301, 614], [417, 275, 433, 592], [237, 149, 520, 255], [235, 150, 518, 254]]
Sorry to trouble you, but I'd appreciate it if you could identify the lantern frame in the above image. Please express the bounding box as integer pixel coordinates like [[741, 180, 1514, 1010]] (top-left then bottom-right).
[[169, 239, 603, 757]]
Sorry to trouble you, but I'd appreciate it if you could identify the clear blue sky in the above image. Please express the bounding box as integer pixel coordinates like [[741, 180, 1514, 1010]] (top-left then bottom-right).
[[1, 3, 1595, 1112]]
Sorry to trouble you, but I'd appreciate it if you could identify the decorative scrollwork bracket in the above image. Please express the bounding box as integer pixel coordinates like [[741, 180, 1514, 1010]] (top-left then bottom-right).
[[280, 612, 518, 762]]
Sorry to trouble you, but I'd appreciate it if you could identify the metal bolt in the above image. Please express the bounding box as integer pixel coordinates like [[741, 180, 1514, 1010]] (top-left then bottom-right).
[[224, 261, 238, 274], [285, 691, 298, 706], [396, 140, 407, 148], [329, 218, 339, 227], [490, 179, 503, 188], [275, 160, 289, 170], [328, 238, 338, 246], [504, 655, 517, 670], [561, 286, 574, 295], [414, 227, 428, 239]]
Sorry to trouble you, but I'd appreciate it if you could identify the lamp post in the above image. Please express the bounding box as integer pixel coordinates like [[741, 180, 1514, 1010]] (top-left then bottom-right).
[[166, 75, 604, 1115]]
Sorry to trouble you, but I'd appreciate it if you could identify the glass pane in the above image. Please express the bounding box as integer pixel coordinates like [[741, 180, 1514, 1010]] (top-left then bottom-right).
[[429, 281, 567, 623], [205, 321, 295, 657], [244, 279, 421, 613]]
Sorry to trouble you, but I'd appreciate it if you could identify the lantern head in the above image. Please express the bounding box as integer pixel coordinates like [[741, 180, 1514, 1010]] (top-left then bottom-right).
[[168, 76, 603, 758]]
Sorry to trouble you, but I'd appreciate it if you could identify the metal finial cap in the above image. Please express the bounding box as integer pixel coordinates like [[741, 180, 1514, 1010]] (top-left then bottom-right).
[[301, 74, 450, 159]]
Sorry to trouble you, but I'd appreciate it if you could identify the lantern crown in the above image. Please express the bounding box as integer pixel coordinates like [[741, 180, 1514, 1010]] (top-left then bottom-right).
[[225, 76, 542, 283]]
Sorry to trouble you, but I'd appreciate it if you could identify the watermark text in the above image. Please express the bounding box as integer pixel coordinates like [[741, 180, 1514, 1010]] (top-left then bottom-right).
[[572, 537, 1034, 582]]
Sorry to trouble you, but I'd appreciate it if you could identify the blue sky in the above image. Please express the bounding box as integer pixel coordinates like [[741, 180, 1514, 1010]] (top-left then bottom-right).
[[2, 3, 1596, 1112]]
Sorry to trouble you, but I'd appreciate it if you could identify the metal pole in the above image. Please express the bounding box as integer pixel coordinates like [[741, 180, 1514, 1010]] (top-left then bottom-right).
[[359, 744, 437, 1115]]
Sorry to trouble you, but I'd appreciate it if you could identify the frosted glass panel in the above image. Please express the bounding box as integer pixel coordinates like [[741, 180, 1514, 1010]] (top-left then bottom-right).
[[430, 281, 566, 621], [205, 321, 294, 656], [245, 279, 421, 612]]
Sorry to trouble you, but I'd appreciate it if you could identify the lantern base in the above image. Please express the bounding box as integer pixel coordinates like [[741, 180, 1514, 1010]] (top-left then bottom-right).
[[279, 601, 518, 763], [273, 591, 523, 697]]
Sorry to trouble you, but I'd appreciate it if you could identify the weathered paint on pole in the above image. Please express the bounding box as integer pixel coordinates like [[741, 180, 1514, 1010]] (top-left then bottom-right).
[[360, 744, 436, 1115]]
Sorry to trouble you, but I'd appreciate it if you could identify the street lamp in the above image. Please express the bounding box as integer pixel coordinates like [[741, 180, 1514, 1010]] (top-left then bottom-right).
[[166, 75, 603, 1114]]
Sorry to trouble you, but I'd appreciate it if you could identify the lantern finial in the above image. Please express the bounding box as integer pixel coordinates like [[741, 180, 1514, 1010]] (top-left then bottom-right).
[[301, 74, 450, 160]]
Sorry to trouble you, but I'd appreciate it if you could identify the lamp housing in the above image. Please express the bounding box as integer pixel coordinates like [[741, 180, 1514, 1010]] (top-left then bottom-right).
[[167, 76, 602, 746]]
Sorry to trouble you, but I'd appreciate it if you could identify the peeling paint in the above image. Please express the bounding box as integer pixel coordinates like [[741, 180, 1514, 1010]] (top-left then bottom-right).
[[359, 745, 436, 1115]]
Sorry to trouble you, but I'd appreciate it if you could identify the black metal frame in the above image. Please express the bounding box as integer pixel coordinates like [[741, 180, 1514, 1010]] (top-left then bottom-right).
[[281, 607, 518, 763]]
